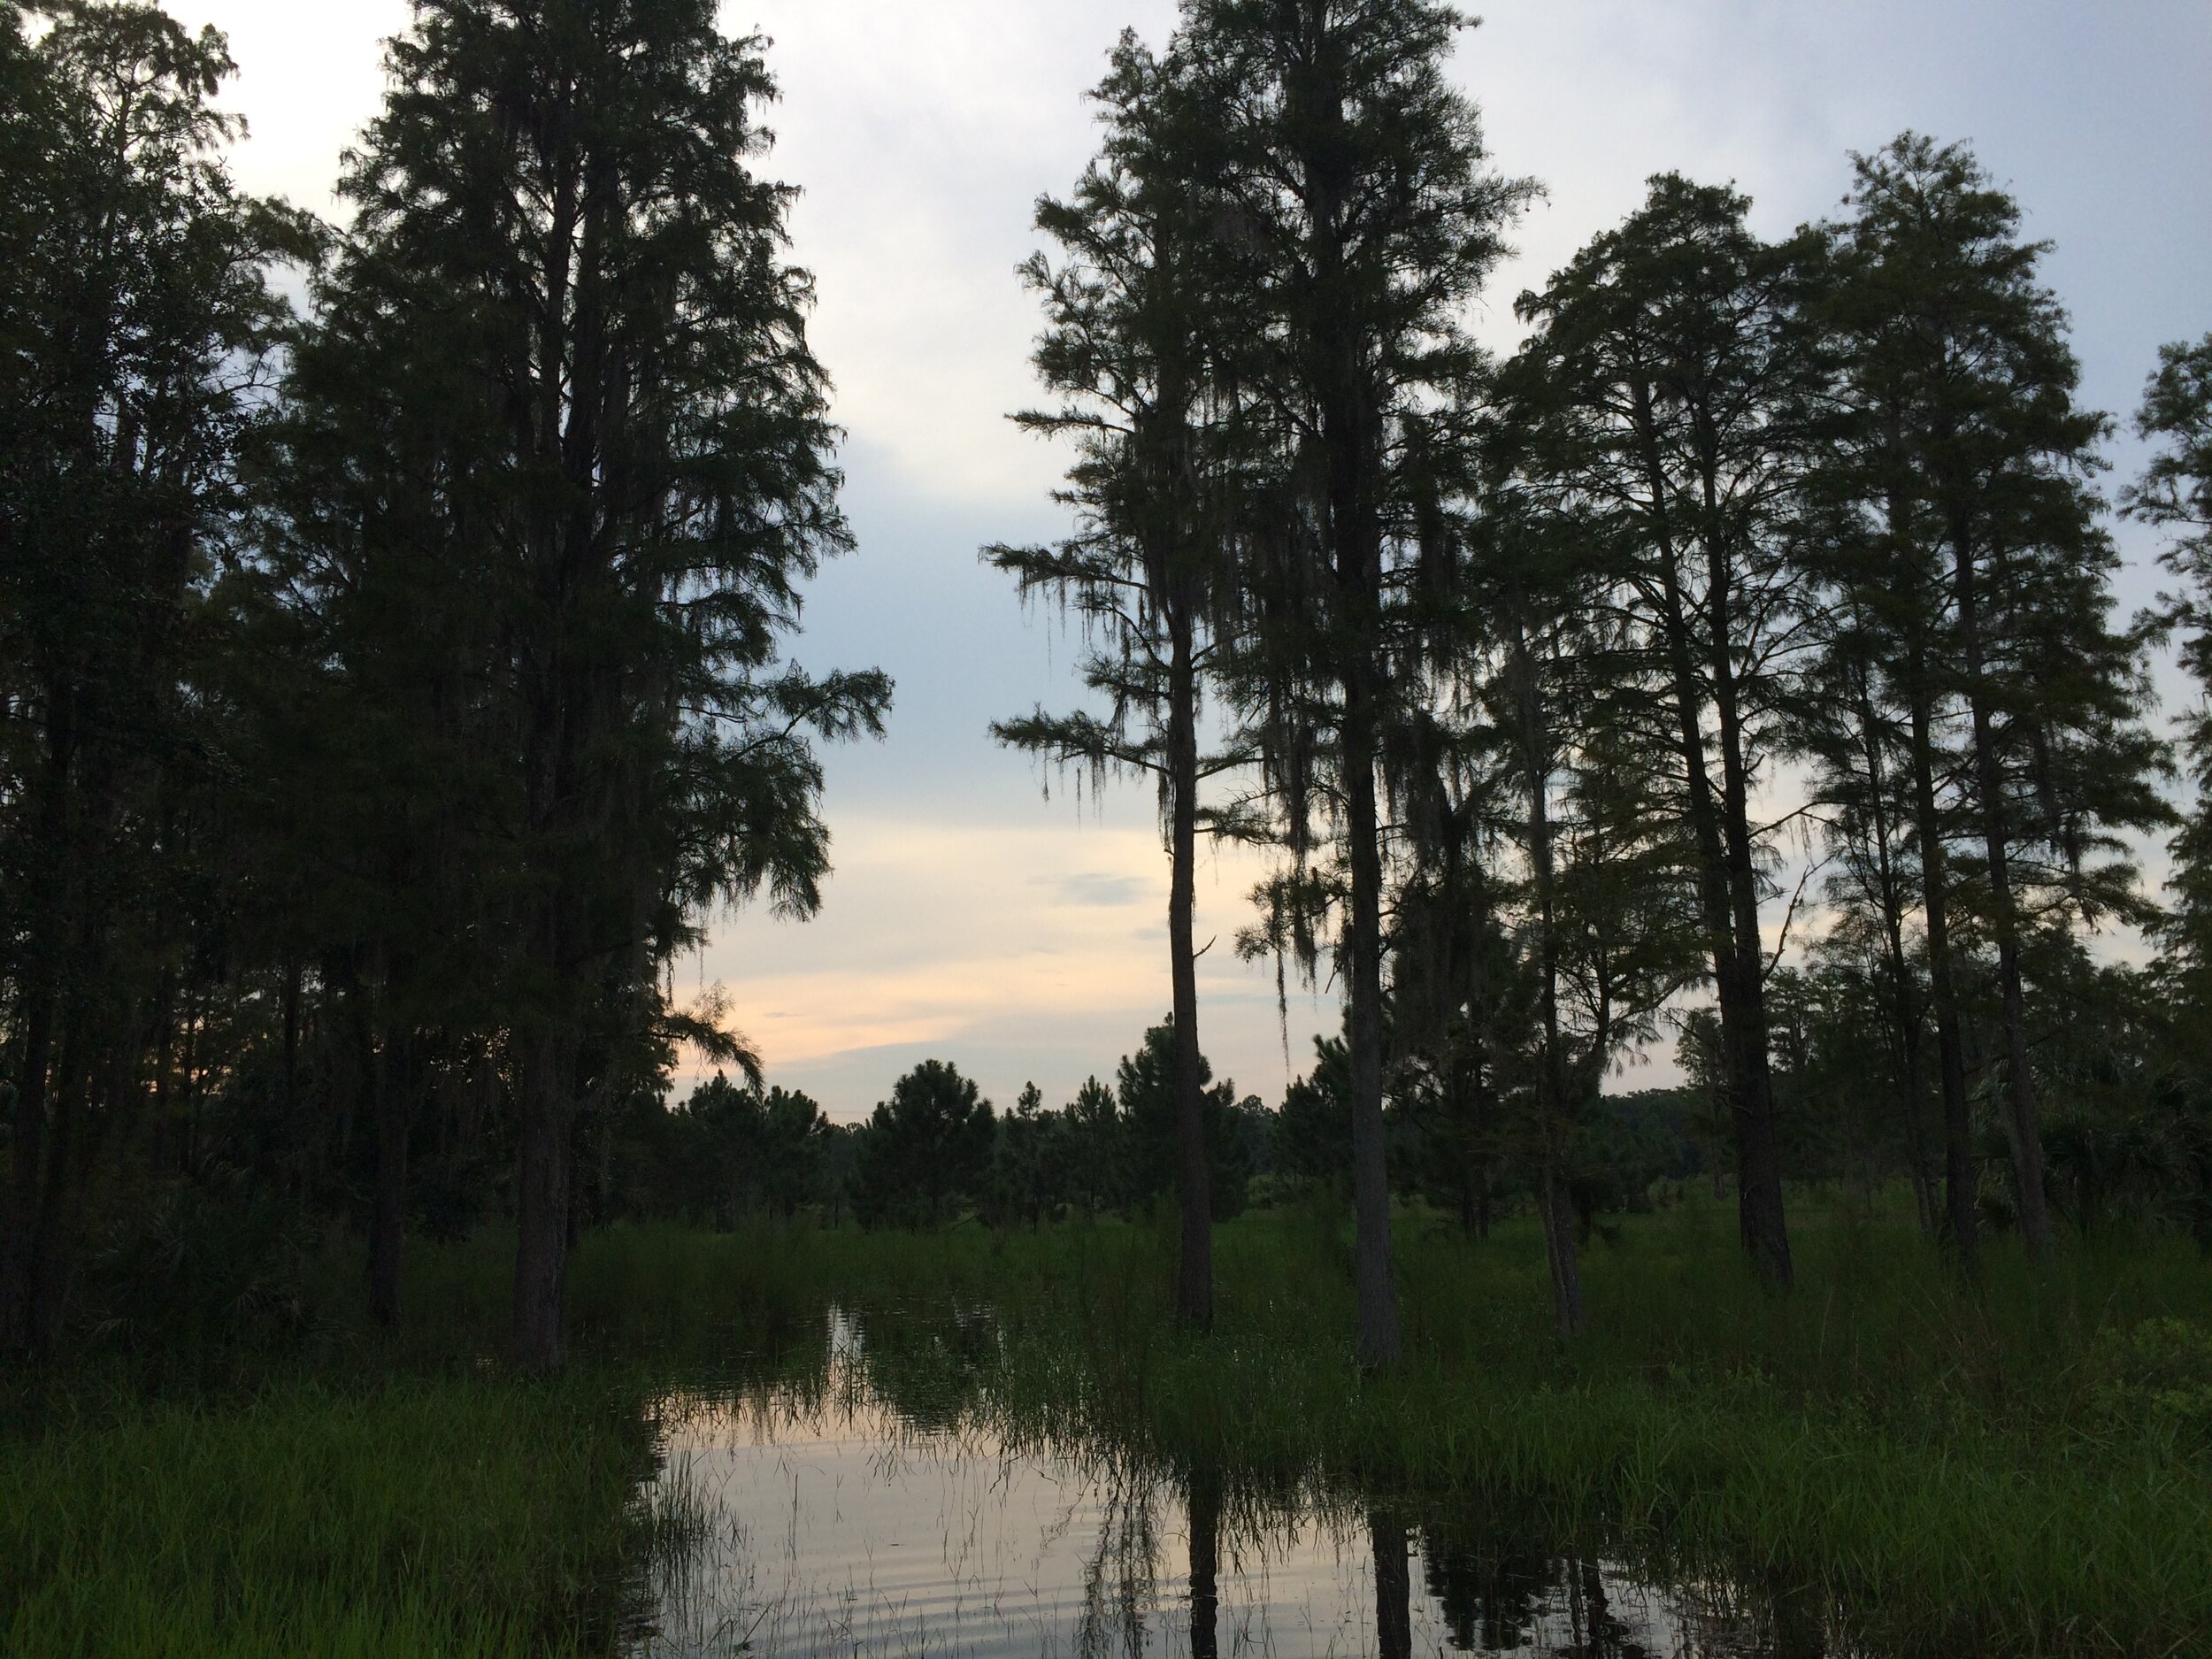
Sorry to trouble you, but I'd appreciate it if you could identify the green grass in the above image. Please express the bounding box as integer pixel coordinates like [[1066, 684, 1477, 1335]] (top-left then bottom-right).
[[0, 1371, 657, 1658], [5, 1192, 2209, 1656]]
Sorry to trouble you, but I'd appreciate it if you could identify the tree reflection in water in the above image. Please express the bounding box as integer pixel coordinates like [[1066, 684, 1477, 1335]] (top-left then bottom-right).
[[628, 1306, 1865, 1658]]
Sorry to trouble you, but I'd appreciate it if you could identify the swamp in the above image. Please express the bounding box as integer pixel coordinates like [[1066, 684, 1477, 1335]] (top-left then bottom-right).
[[8, 1203, 2210, 1656], [3, 0, 2208, 1655]]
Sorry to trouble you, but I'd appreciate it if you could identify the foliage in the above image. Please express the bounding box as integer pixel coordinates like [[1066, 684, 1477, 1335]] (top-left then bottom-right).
[[849, 1060, 996, 1228]]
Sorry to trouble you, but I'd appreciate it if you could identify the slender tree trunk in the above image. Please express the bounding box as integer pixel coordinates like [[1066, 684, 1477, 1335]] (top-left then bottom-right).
[[1636, 399, 1791, 1286], [1537, 1162, 1585, 1340], [1295, 64, 1402, 1365], [1343, 672, 1401, 1368], [1906, 657, 1979, 1266], [1656, 573, 1791, 1287], [1167, 607, 1213, 1329], [1513, 614, 1583, 1337], [0, 982, 57, 1352], [1462, 1057, 1491, 1240], [1703, 576, 1793, 1288], [368, 1028, 411, 1329], [1325, 344, 1399, 1367], [1851, 664, 1939, 1238], [1950, 529, 2053, 1255], [512, 1029, 572, 1374], [1, 704, 76, 1351], [23, 1029, 88, 1354], [280, 957, 304, 1205]]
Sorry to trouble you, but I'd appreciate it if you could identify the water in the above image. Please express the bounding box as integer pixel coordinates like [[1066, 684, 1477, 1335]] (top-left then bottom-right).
[[627, 1310, 1847, 1659]]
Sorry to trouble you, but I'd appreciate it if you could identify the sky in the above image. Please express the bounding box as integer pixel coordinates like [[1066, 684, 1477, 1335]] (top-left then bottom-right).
[[166, 0, 2211, 1122]]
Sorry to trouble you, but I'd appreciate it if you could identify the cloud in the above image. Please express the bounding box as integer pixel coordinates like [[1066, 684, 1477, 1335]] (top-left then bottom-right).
[[173, 0, 2205, 1123], [1048, 872, 1146, 908]]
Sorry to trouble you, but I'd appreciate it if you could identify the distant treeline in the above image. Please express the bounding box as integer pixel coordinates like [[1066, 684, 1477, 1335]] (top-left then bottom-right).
[[599, 1020, 1976, 1250], [2, 0, 2208, 1371]]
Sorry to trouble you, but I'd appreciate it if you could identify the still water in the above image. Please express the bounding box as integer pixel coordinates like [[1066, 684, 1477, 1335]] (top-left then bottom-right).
[[627, 1310, 1846, 1659]]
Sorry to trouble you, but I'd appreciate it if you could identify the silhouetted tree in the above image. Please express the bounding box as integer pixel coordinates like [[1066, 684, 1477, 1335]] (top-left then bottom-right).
[[1181, 0, 1533, 1365], [1114, 1016, 1253, 1218], [1820, 134, 2169, 1257], [2128, 334, 2212, 971], [315, 0, 888, 1368], [851, 1060, 995, 1228], [1508, 174, 1824, 1289], [0, 3, 304, 1350], [991, 34, 1248, 1326]]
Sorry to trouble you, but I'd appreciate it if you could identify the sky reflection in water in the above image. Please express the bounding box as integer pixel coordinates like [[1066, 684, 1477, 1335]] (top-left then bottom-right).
[[629, 1310, 1845, 1659]]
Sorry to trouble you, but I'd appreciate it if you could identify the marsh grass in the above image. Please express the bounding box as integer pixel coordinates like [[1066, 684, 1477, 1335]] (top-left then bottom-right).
[[0, 1370, 659, 1658], [5, 1193, 2208, 1656], [713, 1193, 2211, 1657], [953, 1196, 2212, 1658]]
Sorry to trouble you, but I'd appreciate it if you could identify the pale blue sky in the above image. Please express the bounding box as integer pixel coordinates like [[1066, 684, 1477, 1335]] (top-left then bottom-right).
[[176, 0, 2211, 1119]]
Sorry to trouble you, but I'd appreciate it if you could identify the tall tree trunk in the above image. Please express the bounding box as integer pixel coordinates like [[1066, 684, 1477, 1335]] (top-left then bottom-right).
[[0, 702, 76, 1352], [511, 1031, 572, 1373], [23, 1027, 88, 1354], [1655, 572, 1791, 1287], [1298, 60, 1401, 1366], [1636, 399, 1791, 1286], [368, 1028, 411, 1329], [1513, 615, 1582, 1336], [1537, 1162, 1585, 1340], [280, 957, 305, 1206], [1343, 672, 1401, 1368], [1950, 529, 2053, 1256], [0, 980, 57, 1352], [1167, 606, 1213, 1328], [1904, 657, 1979, 1264], [1703, 560, 1793, 1290], [1849, 662, 1938, 1237]]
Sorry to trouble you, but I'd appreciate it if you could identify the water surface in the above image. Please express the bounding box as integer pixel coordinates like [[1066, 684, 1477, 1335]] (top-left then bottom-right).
[[628, 1310, 1852, 1659]]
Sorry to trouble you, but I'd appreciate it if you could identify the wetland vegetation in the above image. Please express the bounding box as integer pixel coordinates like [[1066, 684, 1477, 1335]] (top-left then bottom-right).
[[3, 0, 2209, 1654], [10, 1201, 2211, 1655]]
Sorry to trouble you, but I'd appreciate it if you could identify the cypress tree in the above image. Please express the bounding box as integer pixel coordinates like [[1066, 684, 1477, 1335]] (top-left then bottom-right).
[[1508, 176, 1824, 1287], [1178, 0, 1532, 1366], [317, 0, 887, 1370], [990, 33, 1243, 1328], [1823, 135, 2169, 1257]]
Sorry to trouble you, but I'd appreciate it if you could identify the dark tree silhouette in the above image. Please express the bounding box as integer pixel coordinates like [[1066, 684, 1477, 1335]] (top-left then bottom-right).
[[991, 34, 1248, 1327], [303, 0, 888, 1369], [851, 1061, 997, 1228], [1820, 135, 2168, 1258], [0, 4, 304, 1351], [1179, 0, 1533, 1366], [1507, 175, 1826, 1289], [2128, 335, 2212, 973]]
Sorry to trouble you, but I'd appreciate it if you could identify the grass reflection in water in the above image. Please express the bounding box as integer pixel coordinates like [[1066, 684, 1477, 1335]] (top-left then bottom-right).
[[628, 1306, 1855, 1659]]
